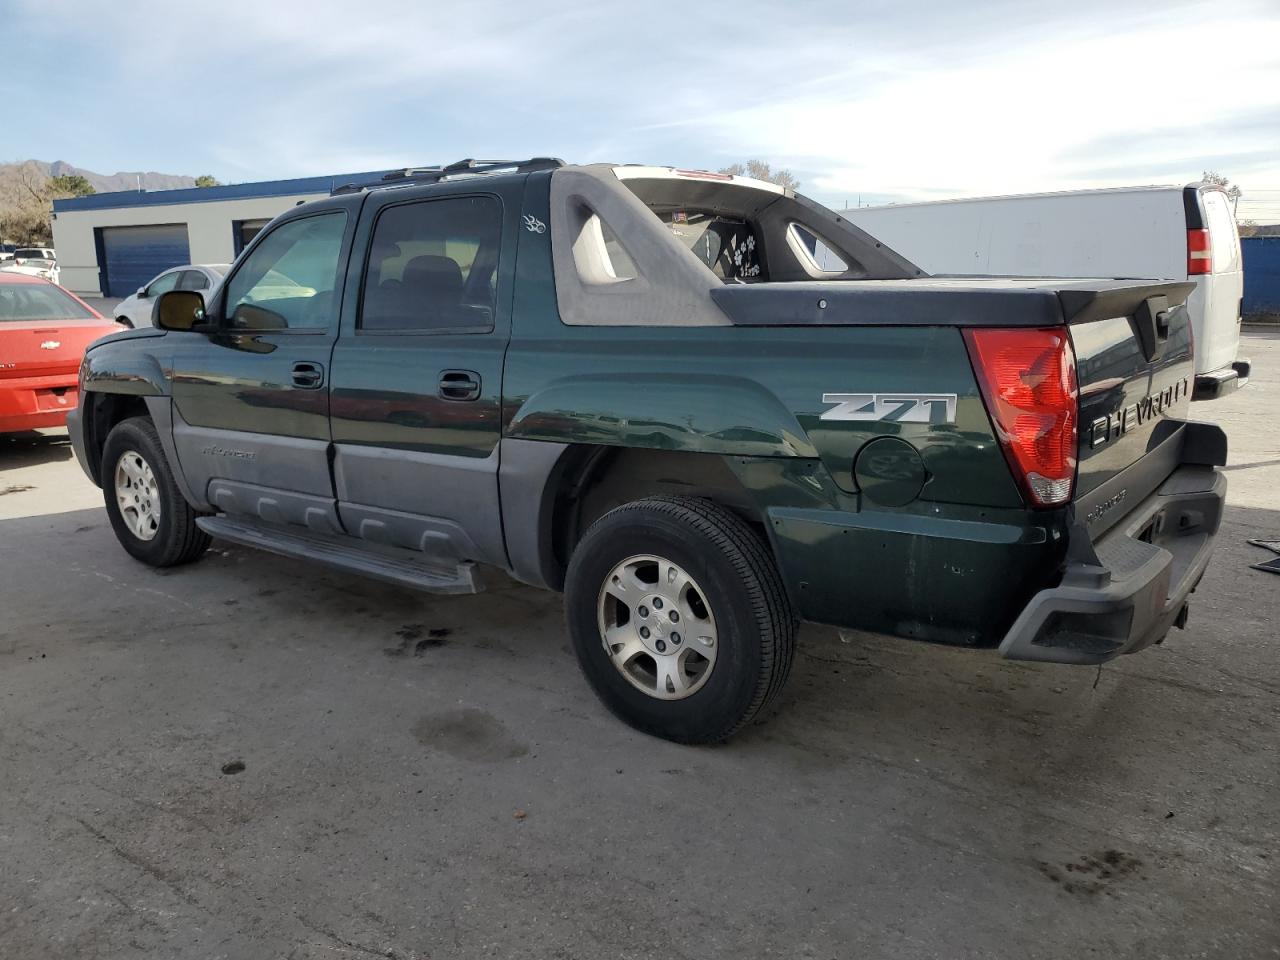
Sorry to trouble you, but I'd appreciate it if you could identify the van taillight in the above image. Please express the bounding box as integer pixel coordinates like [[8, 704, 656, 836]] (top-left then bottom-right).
[[963, 327, 1078, 507], [1187, 228, 1212, 275]]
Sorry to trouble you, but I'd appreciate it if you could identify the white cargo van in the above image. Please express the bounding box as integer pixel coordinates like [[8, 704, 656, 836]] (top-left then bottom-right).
[[844, 184, 1249, 399]]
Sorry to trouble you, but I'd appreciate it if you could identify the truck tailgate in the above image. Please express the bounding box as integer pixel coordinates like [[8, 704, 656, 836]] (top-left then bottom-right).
[[1069, 283, 1196, 528]]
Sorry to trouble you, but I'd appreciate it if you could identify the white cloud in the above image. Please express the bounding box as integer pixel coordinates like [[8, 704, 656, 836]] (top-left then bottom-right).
[[679, 6, 1280, 202], [6, 0, 1278, 211]]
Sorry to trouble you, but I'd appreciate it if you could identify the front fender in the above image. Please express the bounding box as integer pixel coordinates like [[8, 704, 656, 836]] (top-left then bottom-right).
[[505, 373, 817, 458], [82, 335, 170, 397]]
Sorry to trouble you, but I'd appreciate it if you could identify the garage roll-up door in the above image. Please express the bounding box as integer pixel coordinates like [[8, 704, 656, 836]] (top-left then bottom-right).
[[100, 224, 191, 297]]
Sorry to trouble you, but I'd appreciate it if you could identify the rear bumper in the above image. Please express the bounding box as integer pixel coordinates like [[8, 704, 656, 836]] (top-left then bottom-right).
[[999, 464, 1226, 665], [0, 375, 79, 434], [1192, 358, 1250, 401]]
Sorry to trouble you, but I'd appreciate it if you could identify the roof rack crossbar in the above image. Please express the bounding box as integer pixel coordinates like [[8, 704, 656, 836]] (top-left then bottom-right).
[[332, 158, 565, 196]]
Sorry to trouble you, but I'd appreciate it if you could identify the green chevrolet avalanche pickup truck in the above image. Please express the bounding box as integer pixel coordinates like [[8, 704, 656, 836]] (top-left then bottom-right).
[[68, 158, 1228, 743]]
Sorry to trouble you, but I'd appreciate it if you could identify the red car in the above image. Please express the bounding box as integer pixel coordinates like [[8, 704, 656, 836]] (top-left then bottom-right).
[[0, 274, 124, 433]]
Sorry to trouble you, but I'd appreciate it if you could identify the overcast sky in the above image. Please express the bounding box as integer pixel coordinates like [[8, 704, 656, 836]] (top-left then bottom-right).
[[4, 0, 1279, 217]]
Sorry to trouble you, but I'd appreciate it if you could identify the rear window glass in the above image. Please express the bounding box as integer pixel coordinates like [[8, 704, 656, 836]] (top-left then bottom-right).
[[0, 283, 94, 321], [657, 210, 762, 280], [1201, 191, 1241, 272]]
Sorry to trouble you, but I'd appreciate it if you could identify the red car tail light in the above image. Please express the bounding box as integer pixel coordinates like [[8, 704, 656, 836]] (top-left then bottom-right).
[[963, 327, 1078, 507], [1187, 228, 1212, 275]]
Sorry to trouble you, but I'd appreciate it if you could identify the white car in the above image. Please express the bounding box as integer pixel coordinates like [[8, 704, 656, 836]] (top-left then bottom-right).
[[0, 253, 59, 285], [13, 246, 55, 261], [113, 264, 230, 328]]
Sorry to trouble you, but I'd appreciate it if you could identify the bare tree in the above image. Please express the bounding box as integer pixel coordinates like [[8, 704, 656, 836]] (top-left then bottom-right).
[[1202, 170, 1244, 215], [0, 163, 57, 243], [718, 160, 801, 191]]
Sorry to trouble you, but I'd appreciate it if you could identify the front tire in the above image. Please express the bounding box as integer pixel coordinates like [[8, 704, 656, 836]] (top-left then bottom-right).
[[102, 416, 210, 567], [565, 497, 797, 744]]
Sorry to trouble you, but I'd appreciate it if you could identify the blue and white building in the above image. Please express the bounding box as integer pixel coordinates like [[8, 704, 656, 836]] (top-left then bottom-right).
[[51, 170, 392, 297]]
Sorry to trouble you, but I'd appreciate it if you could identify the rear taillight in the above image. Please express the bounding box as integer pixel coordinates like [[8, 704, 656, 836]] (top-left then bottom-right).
[[1187, 228, 1212, 275], [963, 327, 1078, 507]]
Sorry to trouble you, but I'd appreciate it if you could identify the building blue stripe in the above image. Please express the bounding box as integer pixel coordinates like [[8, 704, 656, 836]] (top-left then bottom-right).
[[53, 169, 400, 212]]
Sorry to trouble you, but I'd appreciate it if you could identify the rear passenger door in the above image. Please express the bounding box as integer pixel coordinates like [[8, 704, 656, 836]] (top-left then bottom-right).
[[328, 180, 522, 568]]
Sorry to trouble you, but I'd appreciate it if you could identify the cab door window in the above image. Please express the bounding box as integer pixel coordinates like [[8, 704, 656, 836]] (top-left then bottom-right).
[[359, 196, 502, 332], [222, 212, 347, 331]]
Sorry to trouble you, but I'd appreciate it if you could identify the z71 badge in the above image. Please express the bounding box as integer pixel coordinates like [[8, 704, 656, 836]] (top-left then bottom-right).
[[820, 392, 957, 424]]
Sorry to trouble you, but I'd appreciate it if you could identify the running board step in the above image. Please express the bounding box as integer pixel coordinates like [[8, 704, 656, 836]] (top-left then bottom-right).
[[196, 516, 479, 595]]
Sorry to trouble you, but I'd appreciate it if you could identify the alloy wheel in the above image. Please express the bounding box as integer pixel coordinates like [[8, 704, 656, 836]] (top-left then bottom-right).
[[114, 449, 161, 541], [596, 554, 718, 700]]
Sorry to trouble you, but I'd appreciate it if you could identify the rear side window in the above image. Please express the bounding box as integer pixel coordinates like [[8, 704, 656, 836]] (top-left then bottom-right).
[[0, 284, 94, 321], [223, 212, 347, 331], [145, 272, 182, 297], [360, 195, 502, 332], [1201, 191, 1241, 273], [177, 270, 209, 291]]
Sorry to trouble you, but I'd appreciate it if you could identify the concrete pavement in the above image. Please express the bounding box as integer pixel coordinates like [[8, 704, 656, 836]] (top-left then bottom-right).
[[1, 330, 1276, 959]]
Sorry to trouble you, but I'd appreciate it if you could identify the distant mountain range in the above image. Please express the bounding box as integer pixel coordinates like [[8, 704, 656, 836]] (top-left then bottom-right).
[[4, 159, 196, 193]]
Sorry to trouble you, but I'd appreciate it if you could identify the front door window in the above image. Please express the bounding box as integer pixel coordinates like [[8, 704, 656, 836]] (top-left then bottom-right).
[[222, 212, 347, 331]]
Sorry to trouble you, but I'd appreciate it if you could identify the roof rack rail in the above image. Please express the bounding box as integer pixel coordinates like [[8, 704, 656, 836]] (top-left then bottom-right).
[[331, 158, 566, 196]]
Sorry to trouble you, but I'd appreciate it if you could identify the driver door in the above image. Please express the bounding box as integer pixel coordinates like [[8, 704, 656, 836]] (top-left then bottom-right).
[[167, 195, 361, 532]]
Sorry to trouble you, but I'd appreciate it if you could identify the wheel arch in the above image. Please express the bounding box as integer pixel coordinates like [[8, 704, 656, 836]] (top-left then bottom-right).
[[501, 440, 764, 592], [83, 392, 151, 485], [84, 394, 202, 509]]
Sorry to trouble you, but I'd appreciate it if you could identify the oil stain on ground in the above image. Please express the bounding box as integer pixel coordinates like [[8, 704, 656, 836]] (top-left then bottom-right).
[[385, 624, 452, 657], [412, 707, 529, 761], [1037, 849, 1143, 896]]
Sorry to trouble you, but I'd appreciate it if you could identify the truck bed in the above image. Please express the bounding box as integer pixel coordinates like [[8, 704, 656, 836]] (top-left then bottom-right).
[[711, 278, 1196, 328]]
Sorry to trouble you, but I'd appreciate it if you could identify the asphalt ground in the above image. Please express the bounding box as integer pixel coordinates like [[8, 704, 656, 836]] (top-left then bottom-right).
[[0, 328, 1276, 959]]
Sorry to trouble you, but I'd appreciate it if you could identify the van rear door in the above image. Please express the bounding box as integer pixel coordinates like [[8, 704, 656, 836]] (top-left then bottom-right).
[[1185, 186, 1245, 393]]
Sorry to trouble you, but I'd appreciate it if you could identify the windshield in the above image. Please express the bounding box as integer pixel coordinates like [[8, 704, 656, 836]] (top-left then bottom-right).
[[15, 249, 51, 260], [0, 283, 95, 321]]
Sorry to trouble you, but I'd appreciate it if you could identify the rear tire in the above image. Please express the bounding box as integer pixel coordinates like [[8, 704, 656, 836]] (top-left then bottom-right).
[[102, 416, 210, 567], [565, 496, 797, 744]]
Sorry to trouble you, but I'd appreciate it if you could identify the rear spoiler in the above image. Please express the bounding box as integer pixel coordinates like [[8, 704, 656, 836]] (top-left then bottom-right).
[[712, 279, 1196, 328]]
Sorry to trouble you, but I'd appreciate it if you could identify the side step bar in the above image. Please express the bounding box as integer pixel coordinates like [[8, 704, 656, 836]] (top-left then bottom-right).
[[197, 516, 479, 595]]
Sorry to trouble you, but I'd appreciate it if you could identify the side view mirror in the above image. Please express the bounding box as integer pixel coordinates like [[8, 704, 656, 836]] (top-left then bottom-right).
[[154, 290, 206, 331], [136, 287, 147, 297]]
